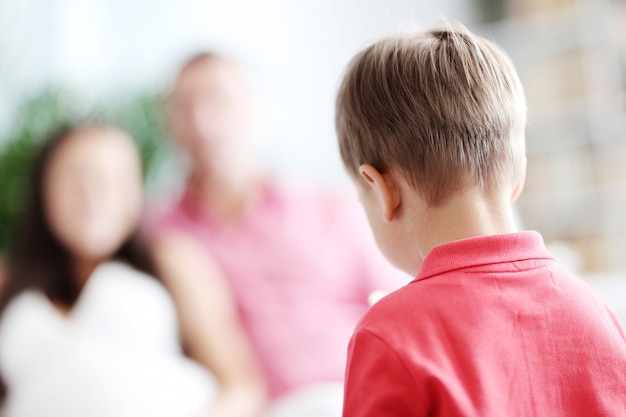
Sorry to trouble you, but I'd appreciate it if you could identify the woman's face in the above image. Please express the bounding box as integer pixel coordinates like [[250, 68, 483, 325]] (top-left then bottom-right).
[[43, 127, 143, 262]]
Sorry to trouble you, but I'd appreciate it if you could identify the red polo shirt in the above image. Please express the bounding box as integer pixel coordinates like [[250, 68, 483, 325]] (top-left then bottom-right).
[[343, 231, 626, 416]]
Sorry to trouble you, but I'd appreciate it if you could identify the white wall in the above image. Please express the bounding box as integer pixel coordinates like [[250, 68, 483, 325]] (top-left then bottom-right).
[[0, 0, 474, 184]]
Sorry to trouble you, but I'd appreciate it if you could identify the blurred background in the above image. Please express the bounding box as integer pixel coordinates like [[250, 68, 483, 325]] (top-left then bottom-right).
[[0, 0, 625, 284]]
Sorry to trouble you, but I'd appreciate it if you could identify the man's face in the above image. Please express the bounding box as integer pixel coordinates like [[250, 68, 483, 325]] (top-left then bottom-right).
[[169, 58, 255, 174]]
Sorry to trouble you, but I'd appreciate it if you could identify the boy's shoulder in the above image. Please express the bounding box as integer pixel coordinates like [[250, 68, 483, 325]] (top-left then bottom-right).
[[355, 281, 431, 339]]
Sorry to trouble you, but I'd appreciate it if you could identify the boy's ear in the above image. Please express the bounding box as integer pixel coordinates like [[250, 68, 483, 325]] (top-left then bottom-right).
[[358, 164, 401, 222], [511, 164, 526, 203]]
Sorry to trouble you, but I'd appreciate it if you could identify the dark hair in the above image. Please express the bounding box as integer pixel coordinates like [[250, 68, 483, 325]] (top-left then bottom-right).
[[1, 123, 156, 312], [179, 51, 220, 74], [0, 123, 157, 399]]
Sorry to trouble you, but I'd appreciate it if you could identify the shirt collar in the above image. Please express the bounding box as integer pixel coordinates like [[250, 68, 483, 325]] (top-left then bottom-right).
[[178, 178, 282, 227], [415, 231, 555, 282]]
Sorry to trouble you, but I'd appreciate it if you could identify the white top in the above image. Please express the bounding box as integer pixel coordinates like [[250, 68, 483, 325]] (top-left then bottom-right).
[[0, 261, 216, 417]]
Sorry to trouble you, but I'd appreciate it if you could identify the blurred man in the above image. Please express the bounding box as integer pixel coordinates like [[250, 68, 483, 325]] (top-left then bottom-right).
[[152, 53, 408, 416]]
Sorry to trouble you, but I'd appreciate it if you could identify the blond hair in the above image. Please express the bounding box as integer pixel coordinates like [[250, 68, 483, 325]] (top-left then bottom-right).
[[336, 23, 527, 205]]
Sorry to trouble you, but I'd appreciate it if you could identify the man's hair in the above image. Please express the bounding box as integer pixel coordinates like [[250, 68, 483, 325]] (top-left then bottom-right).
[[178, 51, 220, 75], [336, 22, 527, 205]]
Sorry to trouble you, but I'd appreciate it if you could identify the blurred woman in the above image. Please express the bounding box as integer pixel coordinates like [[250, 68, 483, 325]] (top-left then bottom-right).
[[0, 124, 265, 417]]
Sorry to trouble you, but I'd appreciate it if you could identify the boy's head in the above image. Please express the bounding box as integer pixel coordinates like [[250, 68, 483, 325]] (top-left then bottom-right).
[[336, 22, 527, 274], [336, 22, 527, 206]]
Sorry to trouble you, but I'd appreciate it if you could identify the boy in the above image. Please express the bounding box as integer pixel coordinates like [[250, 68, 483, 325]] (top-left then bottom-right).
[[335, 23, 626, 416]]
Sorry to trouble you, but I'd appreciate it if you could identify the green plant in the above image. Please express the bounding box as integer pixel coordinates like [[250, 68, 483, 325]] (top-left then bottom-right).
[[104, 92, 176, 185], [0, 88, 174, 254]]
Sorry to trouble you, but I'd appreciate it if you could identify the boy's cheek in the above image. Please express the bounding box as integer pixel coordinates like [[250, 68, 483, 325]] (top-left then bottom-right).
[[380, 231, 423, 277]]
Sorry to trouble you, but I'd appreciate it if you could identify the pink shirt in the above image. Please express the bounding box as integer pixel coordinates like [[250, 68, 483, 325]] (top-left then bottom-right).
[[151, 181, 407, 398], [343, 232, 626, 417]]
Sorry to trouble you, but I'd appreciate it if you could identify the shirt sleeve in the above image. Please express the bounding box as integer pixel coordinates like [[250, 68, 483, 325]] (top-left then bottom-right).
[[605, 304, 626, 342], [343, 329, 427, 417]]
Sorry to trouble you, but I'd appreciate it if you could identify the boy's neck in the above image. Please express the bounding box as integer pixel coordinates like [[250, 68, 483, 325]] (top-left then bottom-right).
[[414, 189, 519, 260]]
